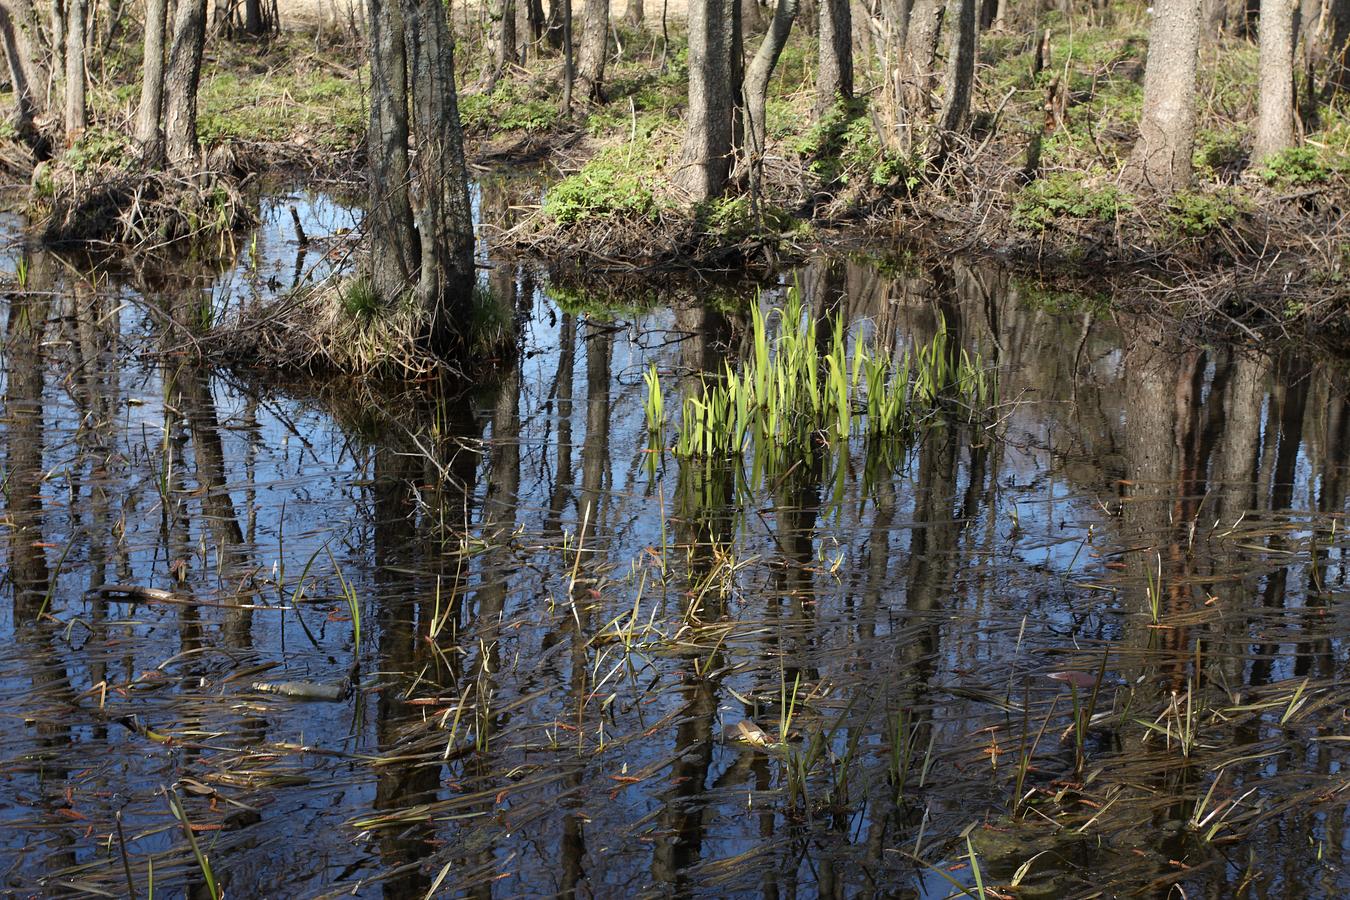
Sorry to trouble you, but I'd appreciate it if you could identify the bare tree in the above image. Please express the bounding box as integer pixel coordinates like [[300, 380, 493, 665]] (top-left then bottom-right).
[[163, 0, 209, 170], [363, 0, 476, 343], [486, 0, 517, 87], [365, 0, 417, 300], [575, 0, 608, 101], [403, 0, 476, 337], [931, 0, 976, 159], [896, 0, 943, 148], [1126, 0, 1201, 193], [677, 0, 739, 199], [0, 0, 48, 139], [815, 0, 851, 116], [48, 0, 64, 118], [134, 0, 168, 158], [1332, 0, 1350, 95], [743, 0, 799, 185], [1254, 0, 1298, 161], [63, 0, 84, 133]]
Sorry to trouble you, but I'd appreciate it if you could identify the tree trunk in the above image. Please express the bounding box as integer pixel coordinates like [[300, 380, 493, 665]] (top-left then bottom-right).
[[1254, 0, 1298, 161], [575, 0, 608, 101], [547, 0, 564, 47], [678, 0, 738, 199], [487, 0, 517, 85], [1333, 0, 1350, 95], [872, 0, 914, 149], [743, 0, 798, 184], [931, 0, 975, 159], [0, 0, 48, 133], [624, 0, 643, 27], [741, 0, 762, 30], [561, 0, 574, 107], [1125, 0, 1201, 193], [896, 0, 942, 149], [163, 0, 208, 170], [815, 0, 852, 116], [402, 0, 476, 343], [134, 0, 168, 158], [48, 0, 64, 118], [62, 0, 84, 133], [365, 0, 418, 300], [243, 0, 267, 34]]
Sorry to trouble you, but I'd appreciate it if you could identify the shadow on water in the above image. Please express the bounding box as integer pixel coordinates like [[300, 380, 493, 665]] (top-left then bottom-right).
[[3, 181, 1350, 897]]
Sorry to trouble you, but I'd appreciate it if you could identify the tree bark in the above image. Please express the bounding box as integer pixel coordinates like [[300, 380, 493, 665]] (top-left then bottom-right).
[[1125, 0, 1201, 193], [743, 0, 798, 183], [163, 0, 208, 170], [134, 0, 168, 158], [815, 0, 852, 116], [243, 0, 268, 34], [486, 0, 517, 85], [365, 0, 418, 300], [624, 0, 643, 27], [575, 0, 608, 101], [678, 0, 738, 199], [741, 0, 762, 30], [1333, 0, 1350, 95], [896, 0, 942, 149], [931, 0, 975, 158], [48, 0, 64, 119], [0, 0, 47, 132], [402, 0, 476, 343], [1254, 0, 1298, 161], [62, 0, 83, 133]]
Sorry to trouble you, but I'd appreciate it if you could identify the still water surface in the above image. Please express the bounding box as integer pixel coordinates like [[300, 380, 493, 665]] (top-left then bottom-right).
[[2, 188, 1349, 897]]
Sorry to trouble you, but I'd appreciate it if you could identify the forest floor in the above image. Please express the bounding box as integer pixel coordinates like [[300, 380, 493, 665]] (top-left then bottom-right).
[[3, 10, 1347, 341]]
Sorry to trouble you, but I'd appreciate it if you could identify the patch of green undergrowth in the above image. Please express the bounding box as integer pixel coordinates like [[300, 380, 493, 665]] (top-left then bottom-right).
[[461, 80, 561, 134], [198, 68, 365, 149], [1166, 188, 1245, 236], [1258, 146, 1342, 187], [543, 135, 666, 225], [795, 98, 921, 190], [1011, 172, 1129, 231], [695, 196, 804, 240], [63, 127, 136, 173]]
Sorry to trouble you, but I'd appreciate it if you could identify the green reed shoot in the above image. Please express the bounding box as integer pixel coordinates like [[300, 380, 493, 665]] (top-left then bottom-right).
[[657, 287, 994, 464], [325, 546, 362, 667], [643, 363, 664, 438], [1146, 552, 1163, 624], [167, 788, 221, 900]]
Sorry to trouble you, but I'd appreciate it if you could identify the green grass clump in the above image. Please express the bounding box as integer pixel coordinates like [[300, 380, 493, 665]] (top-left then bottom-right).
[[543, 137, 665, 225], [341, 276, 382, 319], [646, 287, 994, 467], [1011, 172, 1129, 231]]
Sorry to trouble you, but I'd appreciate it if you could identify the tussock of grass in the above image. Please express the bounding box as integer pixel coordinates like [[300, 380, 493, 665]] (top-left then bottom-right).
[[220, 278, 441, 377], [216, 277, 515, 376]]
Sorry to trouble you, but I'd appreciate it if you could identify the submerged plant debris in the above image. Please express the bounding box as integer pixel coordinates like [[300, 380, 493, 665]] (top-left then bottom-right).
[[3, 189, 1350, 898]]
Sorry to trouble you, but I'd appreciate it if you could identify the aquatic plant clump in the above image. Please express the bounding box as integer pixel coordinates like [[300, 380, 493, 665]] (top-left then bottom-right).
[[646, 288, 995, 464]]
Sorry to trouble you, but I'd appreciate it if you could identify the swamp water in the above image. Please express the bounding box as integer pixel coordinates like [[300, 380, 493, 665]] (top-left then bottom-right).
[[3, 187, 1350, 898]]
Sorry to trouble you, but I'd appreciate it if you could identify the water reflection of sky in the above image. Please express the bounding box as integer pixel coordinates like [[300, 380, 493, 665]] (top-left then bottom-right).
[[2, 191, 1349, 895]]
